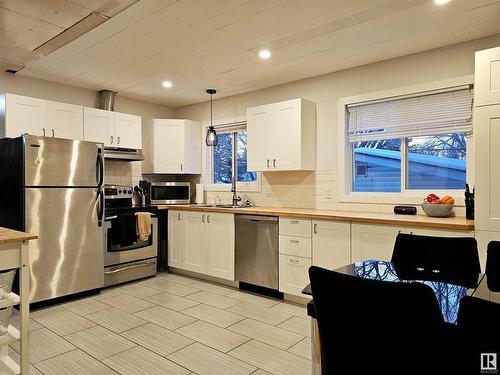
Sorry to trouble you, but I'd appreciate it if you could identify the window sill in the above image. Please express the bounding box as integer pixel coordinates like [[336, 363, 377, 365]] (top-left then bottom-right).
[[338, 191, 465, 207]]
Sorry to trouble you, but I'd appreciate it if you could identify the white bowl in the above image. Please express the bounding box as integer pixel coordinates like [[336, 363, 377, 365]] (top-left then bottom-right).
[[422, 202, 454, 217]]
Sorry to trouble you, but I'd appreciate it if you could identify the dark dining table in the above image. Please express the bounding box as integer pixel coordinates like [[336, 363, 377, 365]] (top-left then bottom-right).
[[302, 259, 499, 375]]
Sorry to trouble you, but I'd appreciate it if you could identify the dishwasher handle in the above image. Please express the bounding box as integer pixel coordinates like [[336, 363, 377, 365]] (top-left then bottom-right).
[[234, 214, 278, 223]]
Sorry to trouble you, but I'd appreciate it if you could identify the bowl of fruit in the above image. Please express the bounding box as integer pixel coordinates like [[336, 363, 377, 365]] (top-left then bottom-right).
[[422, 194, 455, 217]]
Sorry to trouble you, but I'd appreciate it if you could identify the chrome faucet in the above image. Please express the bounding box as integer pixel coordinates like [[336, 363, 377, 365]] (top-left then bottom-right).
[[231, 176, 241, 206]]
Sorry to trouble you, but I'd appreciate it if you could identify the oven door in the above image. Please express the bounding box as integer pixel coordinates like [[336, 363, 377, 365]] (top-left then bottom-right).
[[104, 215, 158, 267]]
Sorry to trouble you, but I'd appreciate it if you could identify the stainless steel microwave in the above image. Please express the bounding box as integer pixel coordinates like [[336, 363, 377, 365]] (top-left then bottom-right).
[[150, 182, 190, 204]]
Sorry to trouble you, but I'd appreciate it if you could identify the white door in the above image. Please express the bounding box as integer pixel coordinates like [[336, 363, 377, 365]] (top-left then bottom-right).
[[168, 210, 184, 269], [271, 100, 301, 171], [206, 213, 235, 280], [47, 101, 83, 140], [153, 120, 183, 173], [182, 212, 206, 274], [5, 94, 47, 137], [475, 46, 500, 106], [312, 220, 351, 270], [247, 107, 270, 171], [475, 105, 500, 232], [279, 255, 311, 296], [83, 107, 115, 146], [115, 112, 142, 149], [351, 223, 402, 263]]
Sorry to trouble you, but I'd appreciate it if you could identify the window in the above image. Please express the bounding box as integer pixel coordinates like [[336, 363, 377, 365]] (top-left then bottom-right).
[[346, 86, 473, 194], [212, 127, 257, 185]]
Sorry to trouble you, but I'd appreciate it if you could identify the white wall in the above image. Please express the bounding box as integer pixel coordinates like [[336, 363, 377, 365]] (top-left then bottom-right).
[[0, 71, 175, 186], [175, 34, 500, 213]]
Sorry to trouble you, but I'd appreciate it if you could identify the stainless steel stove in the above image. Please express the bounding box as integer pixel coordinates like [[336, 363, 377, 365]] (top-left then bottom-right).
[[103, 185, 157, 287]]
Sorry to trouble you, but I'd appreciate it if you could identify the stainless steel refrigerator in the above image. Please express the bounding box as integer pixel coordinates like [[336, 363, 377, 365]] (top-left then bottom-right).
[[0, 135, 104, 303]]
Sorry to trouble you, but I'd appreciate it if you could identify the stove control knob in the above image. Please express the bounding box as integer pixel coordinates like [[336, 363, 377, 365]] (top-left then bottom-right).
[[118, 189, 122, 194], [128, 190, 132, 194]]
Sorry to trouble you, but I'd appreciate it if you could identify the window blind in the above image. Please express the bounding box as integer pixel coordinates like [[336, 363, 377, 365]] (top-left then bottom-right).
[[347, 86, 473, 142]]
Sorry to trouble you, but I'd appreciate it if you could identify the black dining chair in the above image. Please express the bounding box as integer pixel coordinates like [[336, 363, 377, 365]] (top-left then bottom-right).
[[457, 296, 500, 372], [486, 241, 500, 290], [308, 265, 450, 375], [391, 233, 480, 275]]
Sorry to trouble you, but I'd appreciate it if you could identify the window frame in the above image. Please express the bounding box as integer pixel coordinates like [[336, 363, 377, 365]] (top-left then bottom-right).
[[203, 116, 261, 192], [338, 75, 474, 206]]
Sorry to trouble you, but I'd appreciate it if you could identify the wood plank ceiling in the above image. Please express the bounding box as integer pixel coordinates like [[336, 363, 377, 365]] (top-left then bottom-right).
[[3, 0, 500, 107]]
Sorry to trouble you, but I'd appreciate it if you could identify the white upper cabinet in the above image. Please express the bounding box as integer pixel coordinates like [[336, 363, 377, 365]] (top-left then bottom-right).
[[3, 94, 47, 138], [474, 104, 500, 232], [83, 107, 114, 146], [47, 100, 83, 140], [114, 112, 142, 149], [1, 94, 83, 140], [247, 98, 316, 172], [475, 46, 500, 107], [145, 119, 201, 174], [83, 108, 142, 149]]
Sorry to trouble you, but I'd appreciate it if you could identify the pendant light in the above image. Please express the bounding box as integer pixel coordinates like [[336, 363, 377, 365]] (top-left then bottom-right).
[[205, 89, 218, 146]]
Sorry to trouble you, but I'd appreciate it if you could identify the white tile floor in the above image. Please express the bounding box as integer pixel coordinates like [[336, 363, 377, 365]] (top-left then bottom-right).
[[10, 272, 312, 375]]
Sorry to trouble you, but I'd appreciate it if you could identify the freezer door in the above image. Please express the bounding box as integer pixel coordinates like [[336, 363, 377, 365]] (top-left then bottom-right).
[[25, 187, 104, 302], [24, 135, 103, 187]]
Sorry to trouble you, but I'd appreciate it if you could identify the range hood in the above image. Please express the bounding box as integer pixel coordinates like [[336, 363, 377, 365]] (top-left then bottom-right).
[[104, 147, 144, 161]]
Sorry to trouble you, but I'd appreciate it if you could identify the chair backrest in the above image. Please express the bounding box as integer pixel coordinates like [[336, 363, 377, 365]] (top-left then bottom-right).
[[457, 296, 500, 369], [391, 233, 480, 274], [308, 265, 445, 374], [486, 241, 500, 278]]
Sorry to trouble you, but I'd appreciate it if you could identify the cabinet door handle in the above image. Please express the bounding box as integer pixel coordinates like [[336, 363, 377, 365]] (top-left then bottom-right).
[[180, 163, 183, 172], [273, 159, 276, 168], [266, 159, 270, 168], [290, 239, 299, 243], [289, 258, 299, 264], [207, 215, 210, 223], [202, 215, 205, 223], [42, 128, 46, 137], [314, 223, 318, 234], [177, 212, 181, 220], [51, 129, 55, 137], [110, 136, 114, 144], [117, 136, 120, 144]]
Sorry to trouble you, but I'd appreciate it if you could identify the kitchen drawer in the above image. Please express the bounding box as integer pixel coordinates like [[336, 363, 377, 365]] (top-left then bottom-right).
[[279, 235, 311, 258], [279, 217, 311, 238], [279, 255, 311, 296]]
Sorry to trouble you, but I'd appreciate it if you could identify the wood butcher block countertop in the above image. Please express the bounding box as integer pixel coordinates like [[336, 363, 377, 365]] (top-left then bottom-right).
[[157, 205, 474, 231], [0, 227, 37, 244]]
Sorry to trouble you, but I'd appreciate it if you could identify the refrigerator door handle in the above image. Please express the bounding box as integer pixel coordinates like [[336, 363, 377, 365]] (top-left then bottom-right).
[[97, 188, 104, 227], [96, 152, 104, 188]]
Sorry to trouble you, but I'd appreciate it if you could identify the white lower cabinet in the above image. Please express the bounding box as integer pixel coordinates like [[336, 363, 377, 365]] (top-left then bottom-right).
[[351, 223, 403, 263], [206, 213, 235, 280], [183, 212, 207, 274], [168, 210, 235, 281], [167, 211, 183, 268], [279, 255, 311, 296], [312, 220, 351, 270]]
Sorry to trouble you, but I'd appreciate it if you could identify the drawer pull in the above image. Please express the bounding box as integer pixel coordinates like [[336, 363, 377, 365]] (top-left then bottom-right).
[[290, 240, 299, 243], [289, 258, 299, 263], [290, 220, 300, 224]]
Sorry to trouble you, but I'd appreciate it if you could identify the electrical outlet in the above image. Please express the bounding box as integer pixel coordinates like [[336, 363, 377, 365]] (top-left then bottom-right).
[[324, 188, 333, 200]]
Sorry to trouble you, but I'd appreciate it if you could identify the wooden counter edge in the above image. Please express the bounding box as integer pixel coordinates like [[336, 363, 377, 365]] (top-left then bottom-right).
[[156, 205, 474, 231], [0, 227, 38, 244]]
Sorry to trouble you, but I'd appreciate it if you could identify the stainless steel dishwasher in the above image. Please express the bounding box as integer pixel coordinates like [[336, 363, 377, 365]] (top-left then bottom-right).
[[235, 215, 279, 290]]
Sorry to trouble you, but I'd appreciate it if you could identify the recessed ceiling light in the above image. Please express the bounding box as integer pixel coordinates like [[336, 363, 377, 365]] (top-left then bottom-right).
[[434, 0, 451, 4], [162, 81, 172, 88], [258, 50, 271, 59]]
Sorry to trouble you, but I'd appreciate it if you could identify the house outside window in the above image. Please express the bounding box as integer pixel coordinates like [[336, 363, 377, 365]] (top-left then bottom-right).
[[341, 83, 474, 201], [210, 122, 257, 187]]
